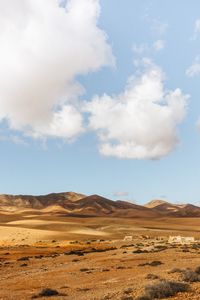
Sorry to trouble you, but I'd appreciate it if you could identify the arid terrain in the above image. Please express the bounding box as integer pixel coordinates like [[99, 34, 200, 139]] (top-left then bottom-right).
[[0, 192, 200, 299]]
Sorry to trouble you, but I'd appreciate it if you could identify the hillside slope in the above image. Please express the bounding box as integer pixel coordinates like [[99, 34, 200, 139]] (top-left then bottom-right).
[[1, 193, 200, 217], [145, 199, 200, 217]]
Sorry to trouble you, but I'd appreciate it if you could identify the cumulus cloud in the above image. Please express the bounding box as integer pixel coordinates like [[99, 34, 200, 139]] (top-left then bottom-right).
[[0, 0, 114, 140], [186, 56, 200, 77], [85, 59, 189, 160]]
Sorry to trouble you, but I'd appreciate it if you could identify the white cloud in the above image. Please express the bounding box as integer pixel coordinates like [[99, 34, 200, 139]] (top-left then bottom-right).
[[0, 0, 114, 140], [186, 63, 200, 77], [132, 44, 148, 55], [153, 40, 165, 51], [113, 191, 129, 197], [132, 40, 165, 56], [143, 13, 168, 37], [0, 133, 28, 146], [85, 60, 189, 160], [191, 19, 200, 40], [186, 56, 200, 77], [149, 18, 168, 36]]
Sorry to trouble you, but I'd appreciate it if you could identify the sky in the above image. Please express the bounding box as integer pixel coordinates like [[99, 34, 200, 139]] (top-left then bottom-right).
[[0, 0, 200, 204]]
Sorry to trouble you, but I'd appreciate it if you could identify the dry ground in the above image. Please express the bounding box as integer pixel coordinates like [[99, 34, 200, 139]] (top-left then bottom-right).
[[0, 211, 200, 299]]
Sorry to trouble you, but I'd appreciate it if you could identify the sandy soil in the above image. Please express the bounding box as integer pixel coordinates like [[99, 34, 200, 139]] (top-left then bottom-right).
[[0, 212, 200, 299]]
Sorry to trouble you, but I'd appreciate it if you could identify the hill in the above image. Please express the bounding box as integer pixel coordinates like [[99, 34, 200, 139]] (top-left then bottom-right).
[[145, 199, 200, 217], [0, 192, 85, 210], [0, 192, 200, 217], [0, 192, 158, 218], [67, 194, 159, 217]]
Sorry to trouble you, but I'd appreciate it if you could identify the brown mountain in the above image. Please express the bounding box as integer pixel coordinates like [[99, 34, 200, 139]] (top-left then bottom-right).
[[145, 199, 170, 209], [66, 194, 159, 217], [0, 192, 158, 218], [175, 204, 200, 217], [0, 192, 86, 210], [0, 192, 200, 217], [145, 199, 200, 217]]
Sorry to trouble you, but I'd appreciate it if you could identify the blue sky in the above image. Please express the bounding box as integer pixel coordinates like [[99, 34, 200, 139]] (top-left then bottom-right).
[[0, 0, 200, 204]]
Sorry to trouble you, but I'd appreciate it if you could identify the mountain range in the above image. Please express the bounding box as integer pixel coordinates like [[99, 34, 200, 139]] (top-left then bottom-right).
[[0, 192, 200, 218]]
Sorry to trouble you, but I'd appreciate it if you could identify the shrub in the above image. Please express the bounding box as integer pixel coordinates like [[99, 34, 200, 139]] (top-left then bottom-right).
[[168, 268, 182, 274], [139, 261, 163, 267], [195, 266, 200, 274], [116, 266, 126, 270], [181, 269, 200, 282], [133, 249, 148, 254], [123, 287, 133, 294], [17, 256, 30, 261], [80, 268, 90, 272], [149, 261, 163, 267], [76, 288, 90, 292], [137, 280, 189, 300], [65, 250, 84, 256], [32, 288, 61, 298], [153, 245, 168, 252], [192, 244, 199, 250], [20, 263, 28, 267], [121, 296, 133, 300], [34, 255, 44, 259], [145, 274, 159, 280], [39, 289, 59, 297]]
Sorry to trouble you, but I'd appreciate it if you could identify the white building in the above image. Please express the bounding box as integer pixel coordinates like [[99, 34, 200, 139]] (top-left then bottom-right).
[[123, 236, 133, 242], [168, 236, 195, 244]]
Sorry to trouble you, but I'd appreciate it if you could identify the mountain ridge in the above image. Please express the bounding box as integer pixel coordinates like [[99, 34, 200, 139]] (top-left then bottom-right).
[[0, 193, 200, 217], [145, 199, 200, 217]]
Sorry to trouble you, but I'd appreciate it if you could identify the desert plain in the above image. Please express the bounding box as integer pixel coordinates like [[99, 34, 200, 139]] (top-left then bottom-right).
[[0, 193, 200, 300]]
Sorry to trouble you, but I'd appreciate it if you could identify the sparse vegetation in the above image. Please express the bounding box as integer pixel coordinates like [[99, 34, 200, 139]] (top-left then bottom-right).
[[17, 256, 30, 261], [1, 209, 200, 300], [77, 287, 91, 292], [195, 266, 200, 274], [148, 261, 163, 267], [181, 269, 200, 282], [32, 288, 61, 298], [116, 266, 126, 270], [123, 287, 133, 294], [20, 263, 28, 267], [145, 274, 159, 280], [121, 296, 133, 300], [133, 249, 148, 254], [152, 245, 168, 252], [80, 268, 91, 272], [139, 261, 163, 267], [168, 267, 182, 274], [34, 255, 44, 259], [137, 280, 189, 300]]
